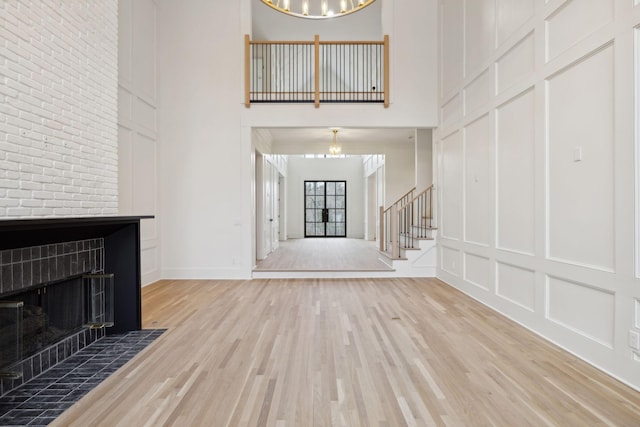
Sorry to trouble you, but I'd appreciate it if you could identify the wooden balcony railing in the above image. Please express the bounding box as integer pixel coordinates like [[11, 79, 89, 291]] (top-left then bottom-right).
[[244, 34, 389, 108]]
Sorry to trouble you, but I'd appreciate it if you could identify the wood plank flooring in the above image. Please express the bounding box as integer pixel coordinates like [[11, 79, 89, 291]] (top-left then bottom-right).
[[254, 239, 392, 271], [52, 278, 640, 426]]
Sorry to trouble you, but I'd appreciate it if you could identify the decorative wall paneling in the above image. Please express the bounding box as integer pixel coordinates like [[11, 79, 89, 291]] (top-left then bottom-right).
[[440, 131, 462, 241], [463, 252, 491, 291], [118, 0, 159, 285], [635, 25, 640, 280], [436, 0, 640, 390], [496, 89, 536, 255], [463, 114, 491, 247]]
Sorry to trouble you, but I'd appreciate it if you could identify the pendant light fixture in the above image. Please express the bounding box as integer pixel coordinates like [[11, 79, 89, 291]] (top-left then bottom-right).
[[261, 0, 376, 19], [329, 129, 341, 155]]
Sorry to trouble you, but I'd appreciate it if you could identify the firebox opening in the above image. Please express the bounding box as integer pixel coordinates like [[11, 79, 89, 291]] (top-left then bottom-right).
[[21, 277, 87, 361]]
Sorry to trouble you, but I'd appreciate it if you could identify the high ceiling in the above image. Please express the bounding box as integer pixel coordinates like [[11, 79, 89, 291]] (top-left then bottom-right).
[[251, 1, 411, 154]]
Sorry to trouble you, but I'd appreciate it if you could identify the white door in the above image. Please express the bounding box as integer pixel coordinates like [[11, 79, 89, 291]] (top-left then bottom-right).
[[255, 152, 266, 260], [264, 161, 273, 256], [271, 170, 280, 251], [366, 173, 377, 240]]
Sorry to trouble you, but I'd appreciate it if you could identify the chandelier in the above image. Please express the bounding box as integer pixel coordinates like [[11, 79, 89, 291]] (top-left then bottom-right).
[[329, 129, 341, 155], [261, 0, 377, 19]]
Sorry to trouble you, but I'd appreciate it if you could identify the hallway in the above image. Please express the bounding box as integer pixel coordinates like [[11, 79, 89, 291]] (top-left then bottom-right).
[[254, 238, 393, 272]]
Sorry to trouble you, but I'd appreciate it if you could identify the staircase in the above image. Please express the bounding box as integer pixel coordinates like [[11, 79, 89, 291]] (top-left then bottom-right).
[[378, 185, 437, 277]]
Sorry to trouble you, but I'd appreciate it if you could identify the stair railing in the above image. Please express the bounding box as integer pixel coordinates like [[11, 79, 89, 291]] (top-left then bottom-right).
[[379, 187, 415, 256], [380, 185, 434, 259]]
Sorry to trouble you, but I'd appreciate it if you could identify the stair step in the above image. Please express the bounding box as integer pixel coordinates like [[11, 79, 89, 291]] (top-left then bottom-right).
[[399, 234, 434, 240], [378, 250, 408, 261], [411, 225, 438, 230]]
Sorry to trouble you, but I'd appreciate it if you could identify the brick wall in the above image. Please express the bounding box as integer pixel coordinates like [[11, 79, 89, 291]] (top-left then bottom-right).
[[0, 1, 118, 217]]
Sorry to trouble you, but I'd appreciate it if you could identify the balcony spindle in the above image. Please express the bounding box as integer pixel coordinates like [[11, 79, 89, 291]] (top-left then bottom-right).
[[245, 34, 387, 106]]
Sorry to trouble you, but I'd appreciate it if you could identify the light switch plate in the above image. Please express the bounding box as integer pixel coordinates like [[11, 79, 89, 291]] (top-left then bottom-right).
[[573, 147, 582, 162]]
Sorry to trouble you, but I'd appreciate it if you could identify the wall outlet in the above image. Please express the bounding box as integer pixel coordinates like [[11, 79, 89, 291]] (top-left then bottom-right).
[[629, 330, 640, 350]]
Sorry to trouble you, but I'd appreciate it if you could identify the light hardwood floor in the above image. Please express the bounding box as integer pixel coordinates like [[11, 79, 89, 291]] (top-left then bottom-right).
[[52, 278, 640, 426], [254, 239, 393, 271]]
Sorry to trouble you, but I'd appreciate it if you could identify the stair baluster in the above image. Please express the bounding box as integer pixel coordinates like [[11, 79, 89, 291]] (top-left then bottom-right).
[[380, 185, 435, 259]]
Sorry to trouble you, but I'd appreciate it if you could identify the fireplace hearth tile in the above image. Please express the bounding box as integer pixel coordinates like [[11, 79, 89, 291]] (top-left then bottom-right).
[[0, 330, 165, 426]]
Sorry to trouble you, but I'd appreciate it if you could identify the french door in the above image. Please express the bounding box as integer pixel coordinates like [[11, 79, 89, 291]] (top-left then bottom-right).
[[304, 180, 346, 237]]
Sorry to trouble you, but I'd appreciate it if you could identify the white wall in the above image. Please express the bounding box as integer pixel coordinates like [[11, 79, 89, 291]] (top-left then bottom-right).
[[287, 157, 364, 239], [0, 1, 118, 217], [118, 0, 160, 285], [157, 0, 251, 279], [415, 129, 433, 191], [436, 0, 640, 390], [384, 144, 414, 206]]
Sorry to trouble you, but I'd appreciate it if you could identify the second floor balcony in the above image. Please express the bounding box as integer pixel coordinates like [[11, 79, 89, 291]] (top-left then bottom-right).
[[244, 35, 389, 108]]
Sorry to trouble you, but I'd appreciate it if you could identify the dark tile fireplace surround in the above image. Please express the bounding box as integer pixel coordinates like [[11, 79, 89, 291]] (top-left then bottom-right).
[[0, 238, 106, 396], [0, 217, 152, 400]]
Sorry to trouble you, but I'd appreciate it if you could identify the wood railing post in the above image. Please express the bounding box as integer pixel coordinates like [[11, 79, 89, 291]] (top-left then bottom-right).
[[383, 34, 389, 108], [244, 34, 251, 108], [390, 205, 399, 259], [314, 35, 320, 108], [379, 206, 384, 252]]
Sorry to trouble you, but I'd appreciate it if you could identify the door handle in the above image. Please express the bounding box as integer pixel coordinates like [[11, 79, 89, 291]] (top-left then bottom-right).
[[322, 209, 329, 223]]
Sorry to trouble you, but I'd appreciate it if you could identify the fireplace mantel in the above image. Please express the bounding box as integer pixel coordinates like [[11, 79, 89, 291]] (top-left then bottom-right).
[[0, 216, 153, 334]]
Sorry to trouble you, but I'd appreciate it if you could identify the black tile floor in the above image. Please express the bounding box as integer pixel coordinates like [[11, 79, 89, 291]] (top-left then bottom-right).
[[0, 329, 165, 426]]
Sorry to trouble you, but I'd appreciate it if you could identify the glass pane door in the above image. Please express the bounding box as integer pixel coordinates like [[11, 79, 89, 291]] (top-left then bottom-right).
[[304, 180, 346, 237]]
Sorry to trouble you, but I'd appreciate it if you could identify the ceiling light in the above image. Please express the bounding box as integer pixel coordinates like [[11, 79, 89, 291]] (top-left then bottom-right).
[[329, 129, 342, 155], [261, 0, 376, 19]]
